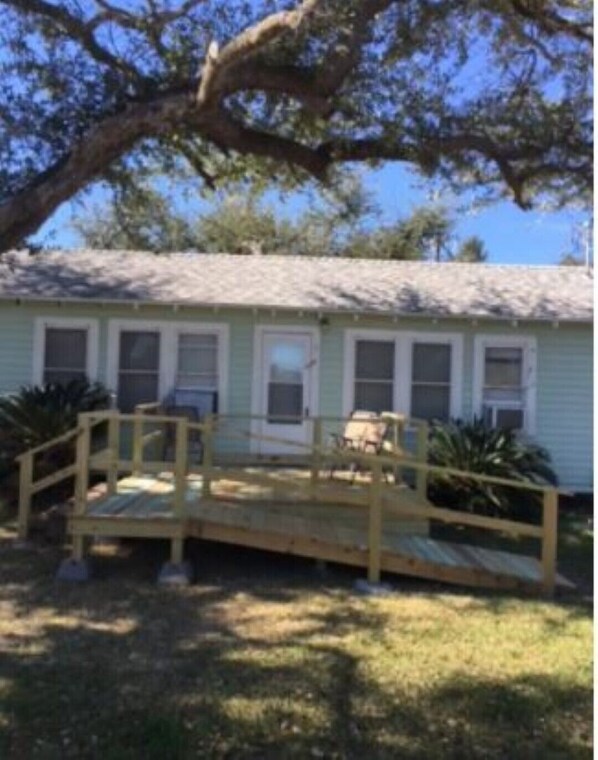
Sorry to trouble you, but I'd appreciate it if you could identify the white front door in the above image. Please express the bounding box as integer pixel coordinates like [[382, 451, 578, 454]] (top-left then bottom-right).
[[257, 330, 317, 455]]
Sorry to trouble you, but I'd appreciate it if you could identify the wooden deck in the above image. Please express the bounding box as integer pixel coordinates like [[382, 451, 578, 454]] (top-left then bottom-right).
[[17, 409, 567, 595], [70, 472, 572, 594]]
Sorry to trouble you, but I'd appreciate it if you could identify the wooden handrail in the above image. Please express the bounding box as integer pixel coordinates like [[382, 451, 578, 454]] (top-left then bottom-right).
[[15, 426, 81, 462]]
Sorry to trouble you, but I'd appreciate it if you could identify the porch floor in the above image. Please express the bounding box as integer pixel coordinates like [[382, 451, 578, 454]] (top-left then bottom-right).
[[71, 471, 573, 593]]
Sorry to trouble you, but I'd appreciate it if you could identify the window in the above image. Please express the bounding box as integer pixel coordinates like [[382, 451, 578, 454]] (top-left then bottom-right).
[[354, 340, 395, 413], [108, 320, 229, 414], [117, 331, 160, 412], [43, 328, 88, 385], [345, 330, 462, 420], [473, 336, 536, 434], [176, 334, 218, 390], [482, 346, 524, 430], [33, 318, 98, 386], [411, 342, 451, 421]]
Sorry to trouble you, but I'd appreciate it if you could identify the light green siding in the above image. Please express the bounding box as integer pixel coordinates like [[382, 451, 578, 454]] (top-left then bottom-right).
[[0, 301, 592, 490]]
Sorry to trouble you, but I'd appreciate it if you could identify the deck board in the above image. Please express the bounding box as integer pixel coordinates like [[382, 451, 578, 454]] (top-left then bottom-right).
[[80, 472, 572, 592]]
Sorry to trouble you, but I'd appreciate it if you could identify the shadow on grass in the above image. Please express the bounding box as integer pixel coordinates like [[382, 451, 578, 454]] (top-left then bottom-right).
[[0, 534, 592, 759]]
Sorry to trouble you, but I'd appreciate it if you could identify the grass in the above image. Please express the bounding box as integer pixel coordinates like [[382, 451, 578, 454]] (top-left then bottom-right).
[[0, 519, 593, 760]]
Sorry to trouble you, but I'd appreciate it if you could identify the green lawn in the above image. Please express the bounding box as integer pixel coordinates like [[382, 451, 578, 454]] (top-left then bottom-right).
[[0, 522, 593, 759]]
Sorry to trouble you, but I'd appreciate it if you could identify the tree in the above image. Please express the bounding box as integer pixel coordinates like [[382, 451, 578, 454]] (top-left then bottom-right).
[[0, 1, 591, 251], [453, 236, 488, 263]]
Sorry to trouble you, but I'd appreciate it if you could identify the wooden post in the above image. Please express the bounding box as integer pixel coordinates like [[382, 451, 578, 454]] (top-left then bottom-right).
[[107, 412, 119, 495], [74, 415, 91, 517], [132, 413, 143, 475], [310, 418, 322, 499], [72, 415, 91, 561], [415, 422, 429, 498], [392, 417, 403, 485], [541, 488, 558, 596], [174, 417, 188, 519], [368, 461, 383, 583], [202, 414, 213, 499], [17, 452, 33, 540]]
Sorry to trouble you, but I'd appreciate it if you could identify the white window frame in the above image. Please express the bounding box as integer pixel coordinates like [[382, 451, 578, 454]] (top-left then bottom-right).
[[33, 317, 99, 385], [343, 329, 463, 420], [472, 334, 537, 435], [107, 319, 229, 412]]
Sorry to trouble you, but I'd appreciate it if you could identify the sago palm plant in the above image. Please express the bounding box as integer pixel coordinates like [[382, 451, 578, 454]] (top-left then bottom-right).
[[427, 417, 557, 519]]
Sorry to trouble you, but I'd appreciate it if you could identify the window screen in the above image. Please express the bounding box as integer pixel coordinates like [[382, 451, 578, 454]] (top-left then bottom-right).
[[410, 343, 451, 421], [43, 327, 87, 385], [118, 331, 160, 412], [354, 340, 394, 413], [176, 333, 218, 389], [482, 346, 525, 431]]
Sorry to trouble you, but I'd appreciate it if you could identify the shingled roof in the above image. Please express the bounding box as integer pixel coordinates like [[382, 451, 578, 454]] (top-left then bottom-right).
[[0, 250, 593, 322]]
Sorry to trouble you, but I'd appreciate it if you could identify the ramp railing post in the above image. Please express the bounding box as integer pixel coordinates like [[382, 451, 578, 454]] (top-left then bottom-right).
[[17, 451, 33, 540], [202, 414, 213, 499], [132, 412, 143, 475], [368, 461, 383, 583], [310, 417, 322, 499], [174, 416, 188, 519], [73, 414, 91, 560], [541, 488, 558, 596], [107, 412, 119, 495], [415, 421, 429, 498]]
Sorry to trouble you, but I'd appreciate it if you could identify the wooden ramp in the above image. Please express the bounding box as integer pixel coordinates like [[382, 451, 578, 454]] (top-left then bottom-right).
[[72, 473, 572, 594]]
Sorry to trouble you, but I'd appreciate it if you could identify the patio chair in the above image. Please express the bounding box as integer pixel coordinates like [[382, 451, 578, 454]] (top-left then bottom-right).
[[329, 410, 390, 483]]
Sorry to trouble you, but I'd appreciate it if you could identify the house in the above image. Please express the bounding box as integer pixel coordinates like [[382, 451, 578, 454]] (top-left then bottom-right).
[[0, 250, 593, 492]]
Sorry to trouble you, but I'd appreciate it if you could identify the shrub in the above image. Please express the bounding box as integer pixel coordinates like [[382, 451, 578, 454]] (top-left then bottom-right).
[[427, 417, 557, 520], [0, 379, 110, 503]]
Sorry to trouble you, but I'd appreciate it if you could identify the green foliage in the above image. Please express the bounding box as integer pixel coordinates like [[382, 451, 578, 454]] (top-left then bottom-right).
[[428, 418, 557, 519], [0, 0, 592, 249], [0, 380, 110, 493], [453, 236, 488, 263]]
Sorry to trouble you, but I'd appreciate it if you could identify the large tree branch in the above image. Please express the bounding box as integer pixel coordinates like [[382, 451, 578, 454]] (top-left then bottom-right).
[[4, 0, 145, 81], [197, 0, 322, 106]]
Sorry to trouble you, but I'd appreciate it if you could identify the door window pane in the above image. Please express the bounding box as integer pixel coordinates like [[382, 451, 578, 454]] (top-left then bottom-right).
[[118, 331, 160, 412], [411, 343, 451, 421], [43, 327, 87, 385], [268, 384, 303, 424], [267, 340, 304, 424]]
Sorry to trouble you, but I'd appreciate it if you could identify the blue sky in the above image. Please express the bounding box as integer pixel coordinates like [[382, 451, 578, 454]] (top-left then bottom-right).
[[34, 162, 589, 265]]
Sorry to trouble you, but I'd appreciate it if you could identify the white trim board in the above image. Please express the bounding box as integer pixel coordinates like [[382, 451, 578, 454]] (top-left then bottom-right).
[[342, 328, 464, 419], [33, 316, 99, 385]]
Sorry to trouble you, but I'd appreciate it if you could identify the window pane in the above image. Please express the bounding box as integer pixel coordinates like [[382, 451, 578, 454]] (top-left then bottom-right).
[[45, 328, 87, 370], [485, 347, 522, 387], [178, 341, 217, 376], [354, 381, 393, 413], [120, 332, 160, 371], [178, 334, 217, 351], [268, 383, 303, 423], [411, 385, 450, 422], [483, 387, 523, 403], [118, 372, 159, 413], [176, 372, 218, 390], [496, 408, 524, 430], [355, 341, 394, 380], [44, 369, 87, 385], [269, 343, 303, 384], [412, 343, 451, 383]]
